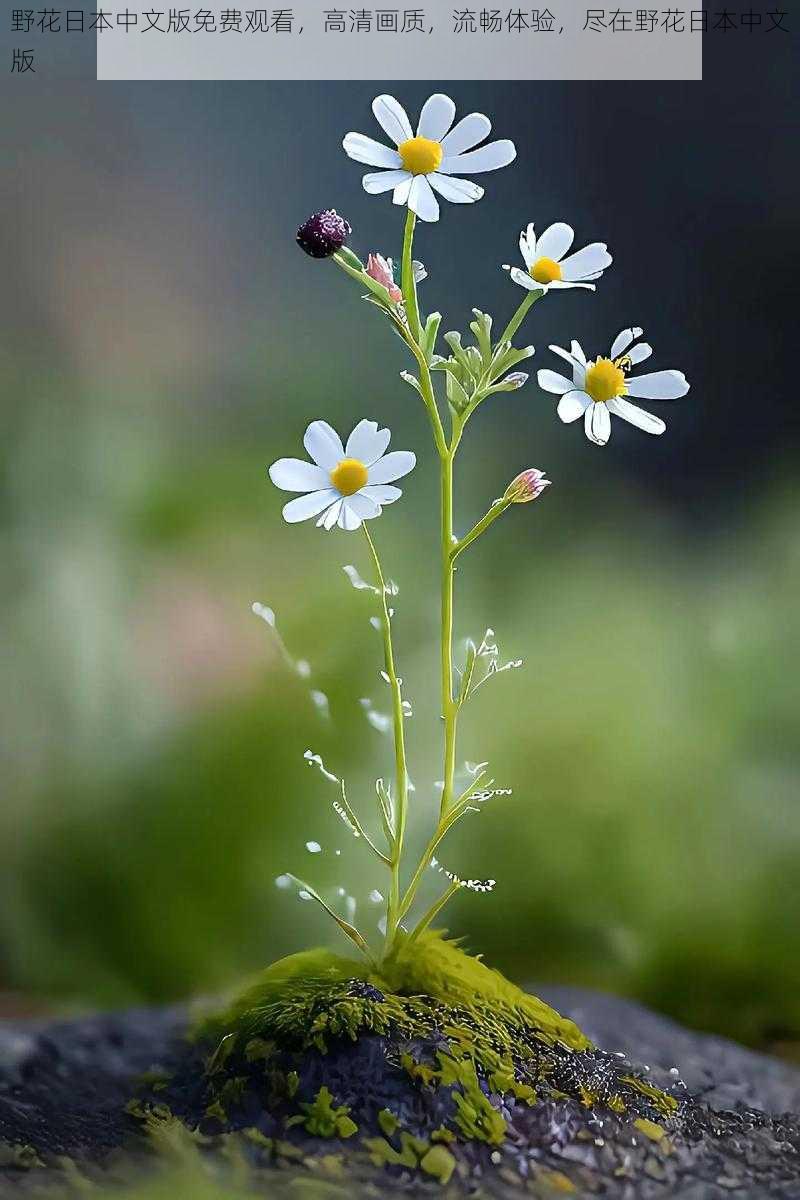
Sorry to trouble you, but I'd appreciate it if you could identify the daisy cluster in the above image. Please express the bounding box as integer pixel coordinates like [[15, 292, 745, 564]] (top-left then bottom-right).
[[263, 90, 691, 961]]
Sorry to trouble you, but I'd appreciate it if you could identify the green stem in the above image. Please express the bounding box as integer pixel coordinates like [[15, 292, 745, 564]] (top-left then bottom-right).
[[363, 523, 408, 956], [439, 448, 458, 821], [451, 499, 512, 562], [401, 209, 422, 343], [497, 287, 544, 346]]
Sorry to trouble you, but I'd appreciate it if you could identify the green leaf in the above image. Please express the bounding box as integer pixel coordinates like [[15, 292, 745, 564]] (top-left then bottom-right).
[[490, 342, 535, 382], [469, 308, 493, 366], [285, 874, 371, 958], [399, 370, 423, 397], [422, 311, 442, 363], [443, 331, 477, 379], [446, 371, 470, 415], [456, 639, 477, 707]]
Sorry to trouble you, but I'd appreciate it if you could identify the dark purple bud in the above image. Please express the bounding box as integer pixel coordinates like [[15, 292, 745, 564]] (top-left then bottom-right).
[[296, 209, 352, 259]]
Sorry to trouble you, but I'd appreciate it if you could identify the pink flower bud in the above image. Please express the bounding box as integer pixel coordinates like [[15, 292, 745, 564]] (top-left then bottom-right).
[[366, 253, 403, 303], [503, 468, 551, 504]]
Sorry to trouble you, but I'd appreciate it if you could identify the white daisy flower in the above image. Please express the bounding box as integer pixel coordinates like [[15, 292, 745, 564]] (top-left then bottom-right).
[[269, 419, 416, 531], [503, 222, 612, 294], [343, 93, 516, 224], [537, 327, 690, 446]]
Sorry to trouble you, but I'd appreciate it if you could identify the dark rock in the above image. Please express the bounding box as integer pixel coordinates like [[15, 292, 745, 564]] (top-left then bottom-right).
[[1, 987, 798, 1198]]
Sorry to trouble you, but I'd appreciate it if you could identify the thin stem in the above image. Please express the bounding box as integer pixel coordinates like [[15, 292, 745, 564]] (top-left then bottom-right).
[[451, 500, 512, 562], [497, 287, 544, 346], [439, 448, 458, 821], [400, 209, 422, 343], [362, 523, 408, 955]]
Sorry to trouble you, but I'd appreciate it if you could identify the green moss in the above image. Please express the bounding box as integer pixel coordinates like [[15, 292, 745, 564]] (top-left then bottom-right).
[[287, 1087, 357, 1139], [184, 930, 678, 1181], [419, 1144, 456, 1184], [197, 930, 588, 1055], [377, 1109, 398, 1136]]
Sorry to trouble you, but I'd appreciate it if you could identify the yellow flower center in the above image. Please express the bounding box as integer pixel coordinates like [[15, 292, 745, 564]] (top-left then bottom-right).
[[529, 256, 563, 285], [585, 358, 627, 403], [398, 136, 443, 176], [330, 457, 368, 496]]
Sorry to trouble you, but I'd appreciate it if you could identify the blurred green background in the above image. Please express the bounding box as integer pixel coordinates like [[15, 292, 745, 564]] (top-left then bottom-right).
[[2, 73, 798, 1054]]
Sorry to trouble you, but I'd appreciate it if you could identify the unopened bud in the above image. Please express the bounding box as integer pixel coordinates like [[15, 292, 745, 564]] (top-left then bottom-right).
[[505, 372, 529, 390], [296, 209, 351, 259], [503, 468, 551, 504], [365, 252, 403, 303]]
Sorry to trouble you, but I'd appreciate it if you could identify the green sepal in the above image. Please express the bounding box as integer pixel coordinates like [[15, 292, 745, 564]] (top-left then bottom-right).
[[336, 246, 364, 272]]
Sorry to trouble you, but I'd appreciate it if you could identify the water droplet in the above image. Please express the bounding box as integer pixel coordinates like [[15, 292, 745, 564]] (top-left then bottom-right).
[[298, 890, 312, 901], [306, 840, 322, 854], [369, 890, 383, 903], [275, 874, 292, 889]]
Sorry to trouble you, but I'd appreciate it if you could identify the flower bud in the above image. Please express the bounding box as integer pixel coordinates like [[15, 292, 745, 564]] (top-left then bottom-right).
[[296, 209, 351, 259], [503, 468, 551, 504], [505, 372, 529, 390], [365, 253, 403, 303]]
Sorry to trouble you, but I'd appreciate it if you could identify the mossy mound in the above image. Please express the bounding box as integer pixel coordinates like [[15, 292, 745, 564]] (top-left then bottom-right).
[[127, 932, 681, 1192]]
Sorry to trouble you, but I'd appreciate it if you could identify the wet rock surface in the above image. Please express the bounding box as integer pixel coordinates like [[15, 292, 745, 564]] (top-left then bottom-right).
[[1, 986, 798, 1198]]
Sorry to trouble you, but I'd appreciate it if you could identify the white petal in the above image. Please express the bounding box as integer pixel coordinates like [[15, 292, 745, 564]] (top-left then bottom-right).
[[625, 370, 689, 399], [441, 112, 491, 156], [440, 139, 516, 175], [363, 169, 411, 194], [408, 175, 439, 223], [362, 484, 402, 505], [549, 344, 586, 386], [559, 244, 612, 282], [304, 420, 344, 470], [320, 499, 342, 530], [627, 342, 653, 366], [509, 266, 541, 292], [269, 457, 330, 492], [338, 497, 378, 530], [368, 450, 416, 484], [345, 420, 391, 465], [282, 489, 338, 523], [558, 390, 591, 423], [536, 222, 574, 262], [571, 341, 587, 365], [417, 93, 456, 141], [547, 280, 596, 291], [610, 327, 644, 359], [371, 94, 413, 145], [393, 176, 413, 206], [537, 369, 574, 395], [428, 173, 483, 204], [607, 396, 666, 435], [342, 132, 402, 169], [519, 223, 536, 268], [345, 492, 381, 518], [585, 402, 611, 446], [338, 507, 361, 531]]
